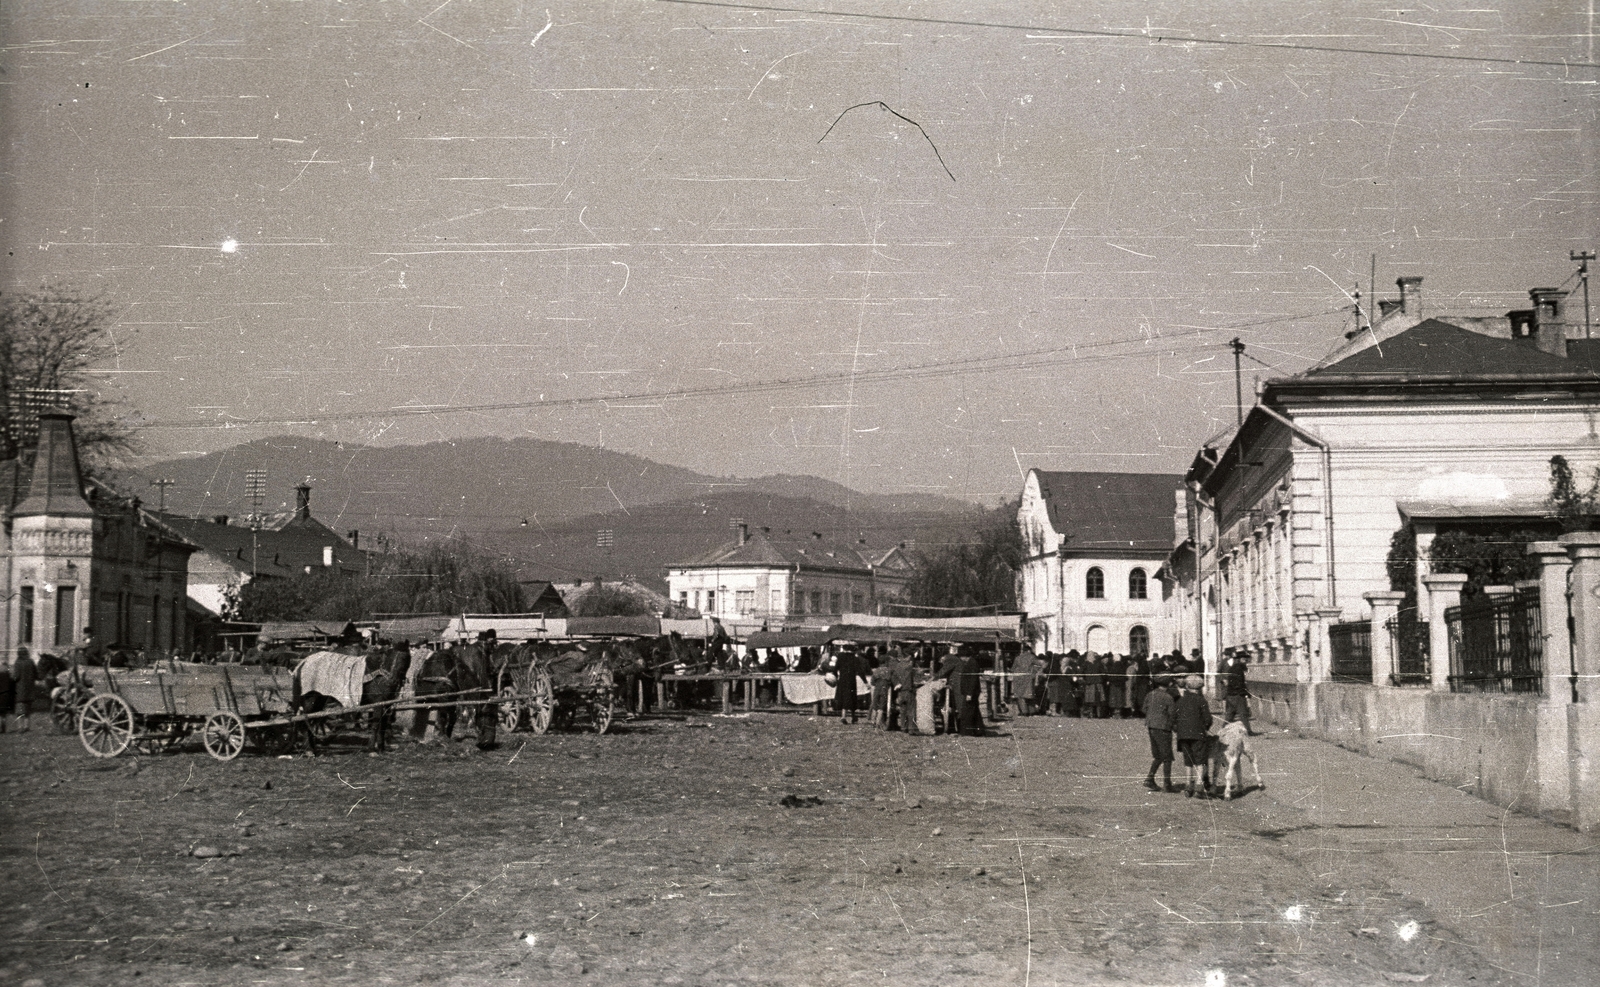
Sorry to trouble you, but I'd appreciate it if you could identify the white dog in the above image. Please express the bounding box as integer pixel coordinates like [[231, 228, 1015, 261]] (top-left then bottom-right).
[[1209, 720, 1265, 800]]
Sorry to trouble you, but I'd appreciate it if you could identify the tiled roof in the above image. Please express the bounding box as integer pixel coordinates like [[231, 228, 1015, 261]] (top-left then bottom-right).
[[676, 529, 884, 572], [162, 514, 365, 577], [1032, 471, 1183, 554], [1306, 319, 1590, 379]]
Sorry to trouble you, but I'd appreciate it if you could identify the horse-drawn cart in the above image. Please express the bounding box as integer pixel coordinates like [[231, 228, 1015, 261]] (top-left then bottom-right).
[[495, 644, 617, 735], [75, 662, 296, 761]]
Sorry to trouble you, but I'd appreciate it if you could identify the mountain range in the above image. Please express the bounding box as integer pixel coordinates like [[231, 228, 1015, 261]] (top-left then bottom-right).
[[120, 436, 990, 588]]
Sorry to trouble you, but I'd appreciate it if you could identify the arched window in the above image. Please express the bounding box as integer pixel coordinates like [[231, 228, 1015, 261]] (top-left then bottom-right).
[[1086, 624, 1110, 653], [1085, 567, 1105, 599], [1128, 567, 1148, 600], [1129, 625, 1149, 656]]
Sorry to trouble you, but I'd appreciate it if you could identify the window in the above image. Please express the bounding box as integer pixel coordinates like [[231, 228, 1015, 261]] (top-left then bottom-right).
[[679, 592, 688, 606], [55, 586, 77, 647], [1129, 625, 1150, 656], [705, 590, 715, 613], [829, 591, 842, 614], [1129, 567, 1148, 600], [1085, 567, 1105, 600], [1086, 624, 1109, 653], [735, 589, 754, 614], [19, 587, 34, 647], [771, 589, 783, 613], [810, 591, 823, 614]]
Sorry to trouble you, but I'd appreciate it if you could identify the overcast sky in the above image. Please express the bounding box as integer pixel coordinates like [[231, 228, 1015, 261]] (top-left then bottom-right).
[[2, 0, 1595, 503]]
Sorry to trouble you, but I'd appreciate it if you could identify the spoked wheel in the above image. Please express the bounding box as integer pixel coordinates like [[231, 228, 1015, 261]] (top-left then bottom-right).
[[592, 694, 614, 735], [498, 684, 526, 733], [525, 668, 553, 736], [255, 722, 298, 756], [305, 701, 340, 743], [51, 687, 89, 734], [79, 694, 135, 758], [203, 711, 246, 761]]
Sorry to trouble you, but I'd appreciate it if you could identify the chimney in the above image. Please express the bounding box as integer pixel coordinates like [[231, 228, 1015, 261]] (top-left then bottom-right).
[[323, 545, 334, 567], [213, 514, 230, 525], [347, 529, 359, 549], [1529, 287, 1569, 358], [812, 531, 823, 541], [1396, 276, 1423, 317], [295, 483, 311, 521], [1507, 309, 1537, 346], [13, 412, 93, 519], [737, 522, 749, 546]]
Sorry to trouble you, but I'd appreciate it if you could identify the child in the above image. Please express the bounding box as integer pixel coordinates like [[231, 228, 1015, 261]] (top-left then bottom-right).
[[1172, 674, 1214, 798], [1142, 674, 1179, 792]]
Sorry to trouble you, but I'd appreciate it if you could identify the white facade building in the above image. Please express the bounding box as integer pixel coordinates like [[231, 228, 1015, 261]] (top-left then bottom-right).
[[665, 525, 912, 625], [1017, 470, 1184, 656]]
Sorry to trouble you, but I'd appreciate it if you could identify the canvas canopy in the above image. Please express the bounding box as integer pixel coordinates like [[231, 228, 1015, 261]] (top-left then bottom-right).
[[375, 616, 452, 643], [258, 620, 356, 644], [565, 616, 661, 638]]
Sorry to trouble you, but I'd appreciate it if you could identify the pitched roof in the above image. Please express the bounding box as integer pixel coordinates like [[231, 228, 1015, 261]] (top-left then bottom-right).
[[1306, 318, 1590, 379], [1032, 471, 1183, 555], [675, 529, 886, 573], [162, 514, 366, 577], [11, 413, 93, 518]]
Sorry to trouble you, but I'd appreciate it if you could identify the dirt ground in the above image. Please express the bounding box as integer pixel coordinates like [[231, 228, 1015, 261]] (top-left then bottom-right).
[[1, 708, 1596, 987]]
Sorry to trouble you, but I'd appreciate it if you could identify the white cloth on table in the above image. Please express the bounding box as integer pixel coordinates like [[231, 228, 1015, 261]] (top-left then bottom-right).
[[294, 651, 365, 710], [916, 680, 947, 734], [780, 674, 869, 705]]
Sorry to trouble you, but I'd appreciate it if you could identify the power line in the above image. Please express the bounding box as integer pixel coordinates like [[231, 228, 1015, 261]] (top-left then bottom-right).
[[131, 307, 1344, 431], [660, 0, 1599, 72]]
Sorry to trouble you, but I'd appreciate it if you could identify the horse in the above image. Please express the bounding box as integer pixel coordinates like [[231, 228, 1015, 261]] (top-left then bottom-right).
[[293, 647, 412, 753], [413, 642, 500, 744]]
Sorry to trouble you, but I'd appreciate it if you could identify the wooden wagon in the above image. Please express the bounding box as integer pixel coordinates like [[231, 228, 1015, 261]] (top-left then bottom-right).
[[496, 643, 617, 735], [75, 662, 296, 761]]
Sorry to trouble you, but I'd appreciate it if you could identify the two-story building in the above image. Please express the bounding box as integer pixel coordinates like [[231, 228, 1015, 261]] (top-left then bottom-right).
[[665, 524, 912, 626], [1016, 470, 1184, 656], [2, 412, 196, 656]]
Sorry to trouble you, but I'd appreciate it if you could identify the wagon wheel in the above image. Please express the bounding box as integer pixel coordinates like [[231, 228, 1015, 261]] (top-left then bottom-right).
[[52, 687, 89, 734], [525, 668, 553, 736], [254, 722, 298, 756], [592, 694, 614, 735], [498, 684, 526, 733], [79, 694, 135, 758], [203, 711, 247, 761], [305, 700, 341, 743]]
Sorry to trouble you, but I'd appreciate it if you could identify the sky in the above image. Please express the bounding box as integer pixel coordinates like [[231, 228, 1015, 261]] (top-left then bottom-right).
[[2, 0, 1596, 504]]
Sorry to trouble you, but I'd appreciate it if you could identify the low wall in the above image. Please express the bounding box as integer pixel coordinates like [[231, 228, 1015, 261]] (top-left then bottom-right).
[[1245, 676, 1589, 830]]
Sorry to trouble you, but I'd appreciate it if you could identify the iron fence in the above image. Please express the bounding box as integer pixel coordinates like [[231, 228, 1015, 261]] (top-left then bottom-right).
[[1328, 620, 1372, 683], [1445, 588, 1543, 694], [1386, 609, 1431, 685]]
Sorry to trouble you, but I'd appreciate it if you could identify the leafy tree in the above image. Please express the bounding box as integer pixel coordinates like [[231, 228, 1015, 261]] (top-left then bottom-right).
[[1547, 454, 1599, 532], [572, 584, 657, 617], [903, 499, 1025, 612], [0, 288, 135, 469], [1428, 526, 1545, 599]]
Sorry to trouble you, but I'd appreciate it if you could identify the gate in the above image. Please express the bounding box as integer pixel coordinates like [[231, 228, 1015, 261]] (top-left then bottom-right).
[[1328, 620, 1372, 683], [1444, 588, 1542, 694]]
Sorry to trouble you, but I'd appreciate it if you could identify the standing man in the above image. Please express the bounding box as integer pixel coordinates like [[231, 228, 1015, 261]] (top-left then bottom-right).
[[889, 652, 919, 733], [0, 657, 13, 734], [1186, 648, 1208, 696], [832, 647, 869, 724], [1222, 650, 1258, 735], [1142, 674, 1179, 792], [470, 630, 499, 751], [1173, 674, 1214, 797], [12, 646, 37, 733]]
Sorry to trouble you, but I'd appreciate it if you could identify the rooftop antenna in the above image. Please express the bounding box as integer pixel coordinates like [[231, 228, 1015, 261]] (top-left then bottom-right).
[[1573, 249, 1595, 341], [148, 478, 175, 513], [1229, 338, 1246, 425]]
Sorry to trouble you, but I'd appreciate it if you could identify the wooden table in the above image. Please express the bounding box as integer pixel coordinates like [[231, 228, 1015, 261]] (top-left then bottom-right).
[[655, 673, 793, 713]]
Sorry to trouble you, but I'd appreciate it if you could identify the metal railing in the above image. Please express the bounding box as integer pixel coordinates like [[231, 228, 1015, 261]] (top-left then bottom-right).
[[1328, 620, 1372, 683], [1445, 588, 1543, 694], [1386, 609, 1431, 685]]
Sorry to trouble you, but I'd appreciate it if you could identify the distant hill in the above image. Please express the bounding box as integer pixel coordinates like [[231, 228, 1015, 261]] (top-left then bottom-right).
[[121, 436, 986, 588]]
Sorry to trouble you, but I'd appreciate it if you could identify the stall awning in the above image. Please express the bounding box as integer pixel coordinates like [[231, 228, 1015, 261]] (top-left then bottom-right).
[[565, 616, 662, 638], [257, 620, 356, 644], [375, 616, 453, 643], [745, 628, 837, 649]]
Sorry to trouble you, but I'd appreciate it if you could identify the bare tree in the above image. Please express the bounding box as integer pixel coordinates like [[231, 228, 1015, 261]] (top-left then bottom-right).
[[0, 288, 135, 468]]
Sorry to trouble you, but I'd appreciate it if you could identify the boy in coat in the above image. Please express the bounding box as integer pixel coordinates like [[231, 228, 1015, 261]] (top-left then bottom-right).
[[1172, 674, 1213, 797]]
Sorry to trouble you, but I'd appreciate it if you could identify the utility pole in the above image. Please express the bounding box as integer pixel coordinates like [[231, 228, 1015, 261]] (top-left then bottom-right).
[[148, 478, 175, 513], [1230, 337, 1246, 425], [1573, 249, 1595, 341], [244, 469, 267, 579]]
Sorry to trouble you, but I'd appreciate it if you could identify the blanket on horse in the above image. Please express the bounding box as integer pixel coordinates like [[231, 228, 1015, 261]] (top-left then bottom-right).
[[294, 651, 366, 710]]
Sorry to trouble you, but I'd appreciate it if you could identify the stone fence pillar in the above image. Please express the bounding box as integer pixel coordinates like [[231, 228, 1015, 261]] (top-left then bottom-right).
[[1311, 606, 1341, 685], [1561, 532, 1600, 705], [1528, 542, 1573, 702], [1364, 591, 1406, 687], [1421, 574, 1469, 692]]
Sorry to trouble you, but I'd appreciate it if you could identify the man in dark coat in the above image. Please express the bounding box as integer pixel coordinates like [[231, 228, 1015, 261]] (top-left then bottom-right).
[[1222, 650, 1257, 734], [954, 649, 983, 735], [832, 647, 870, 723], [470, 631, 499, 750], [1142, 674, 1179, 792], [12, 646, 37, 733], [0, 659, 13, 734]]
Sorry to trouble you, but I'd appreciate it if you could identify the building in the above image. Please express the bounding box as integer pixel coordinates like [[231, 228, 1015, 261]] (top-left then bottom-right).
[[2, 412, 196, 656], [664, 524, 913, 627], [1178, 277, 1599, 695], [161, 484, 367, 619], [1016, 470, 1185, 656]]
